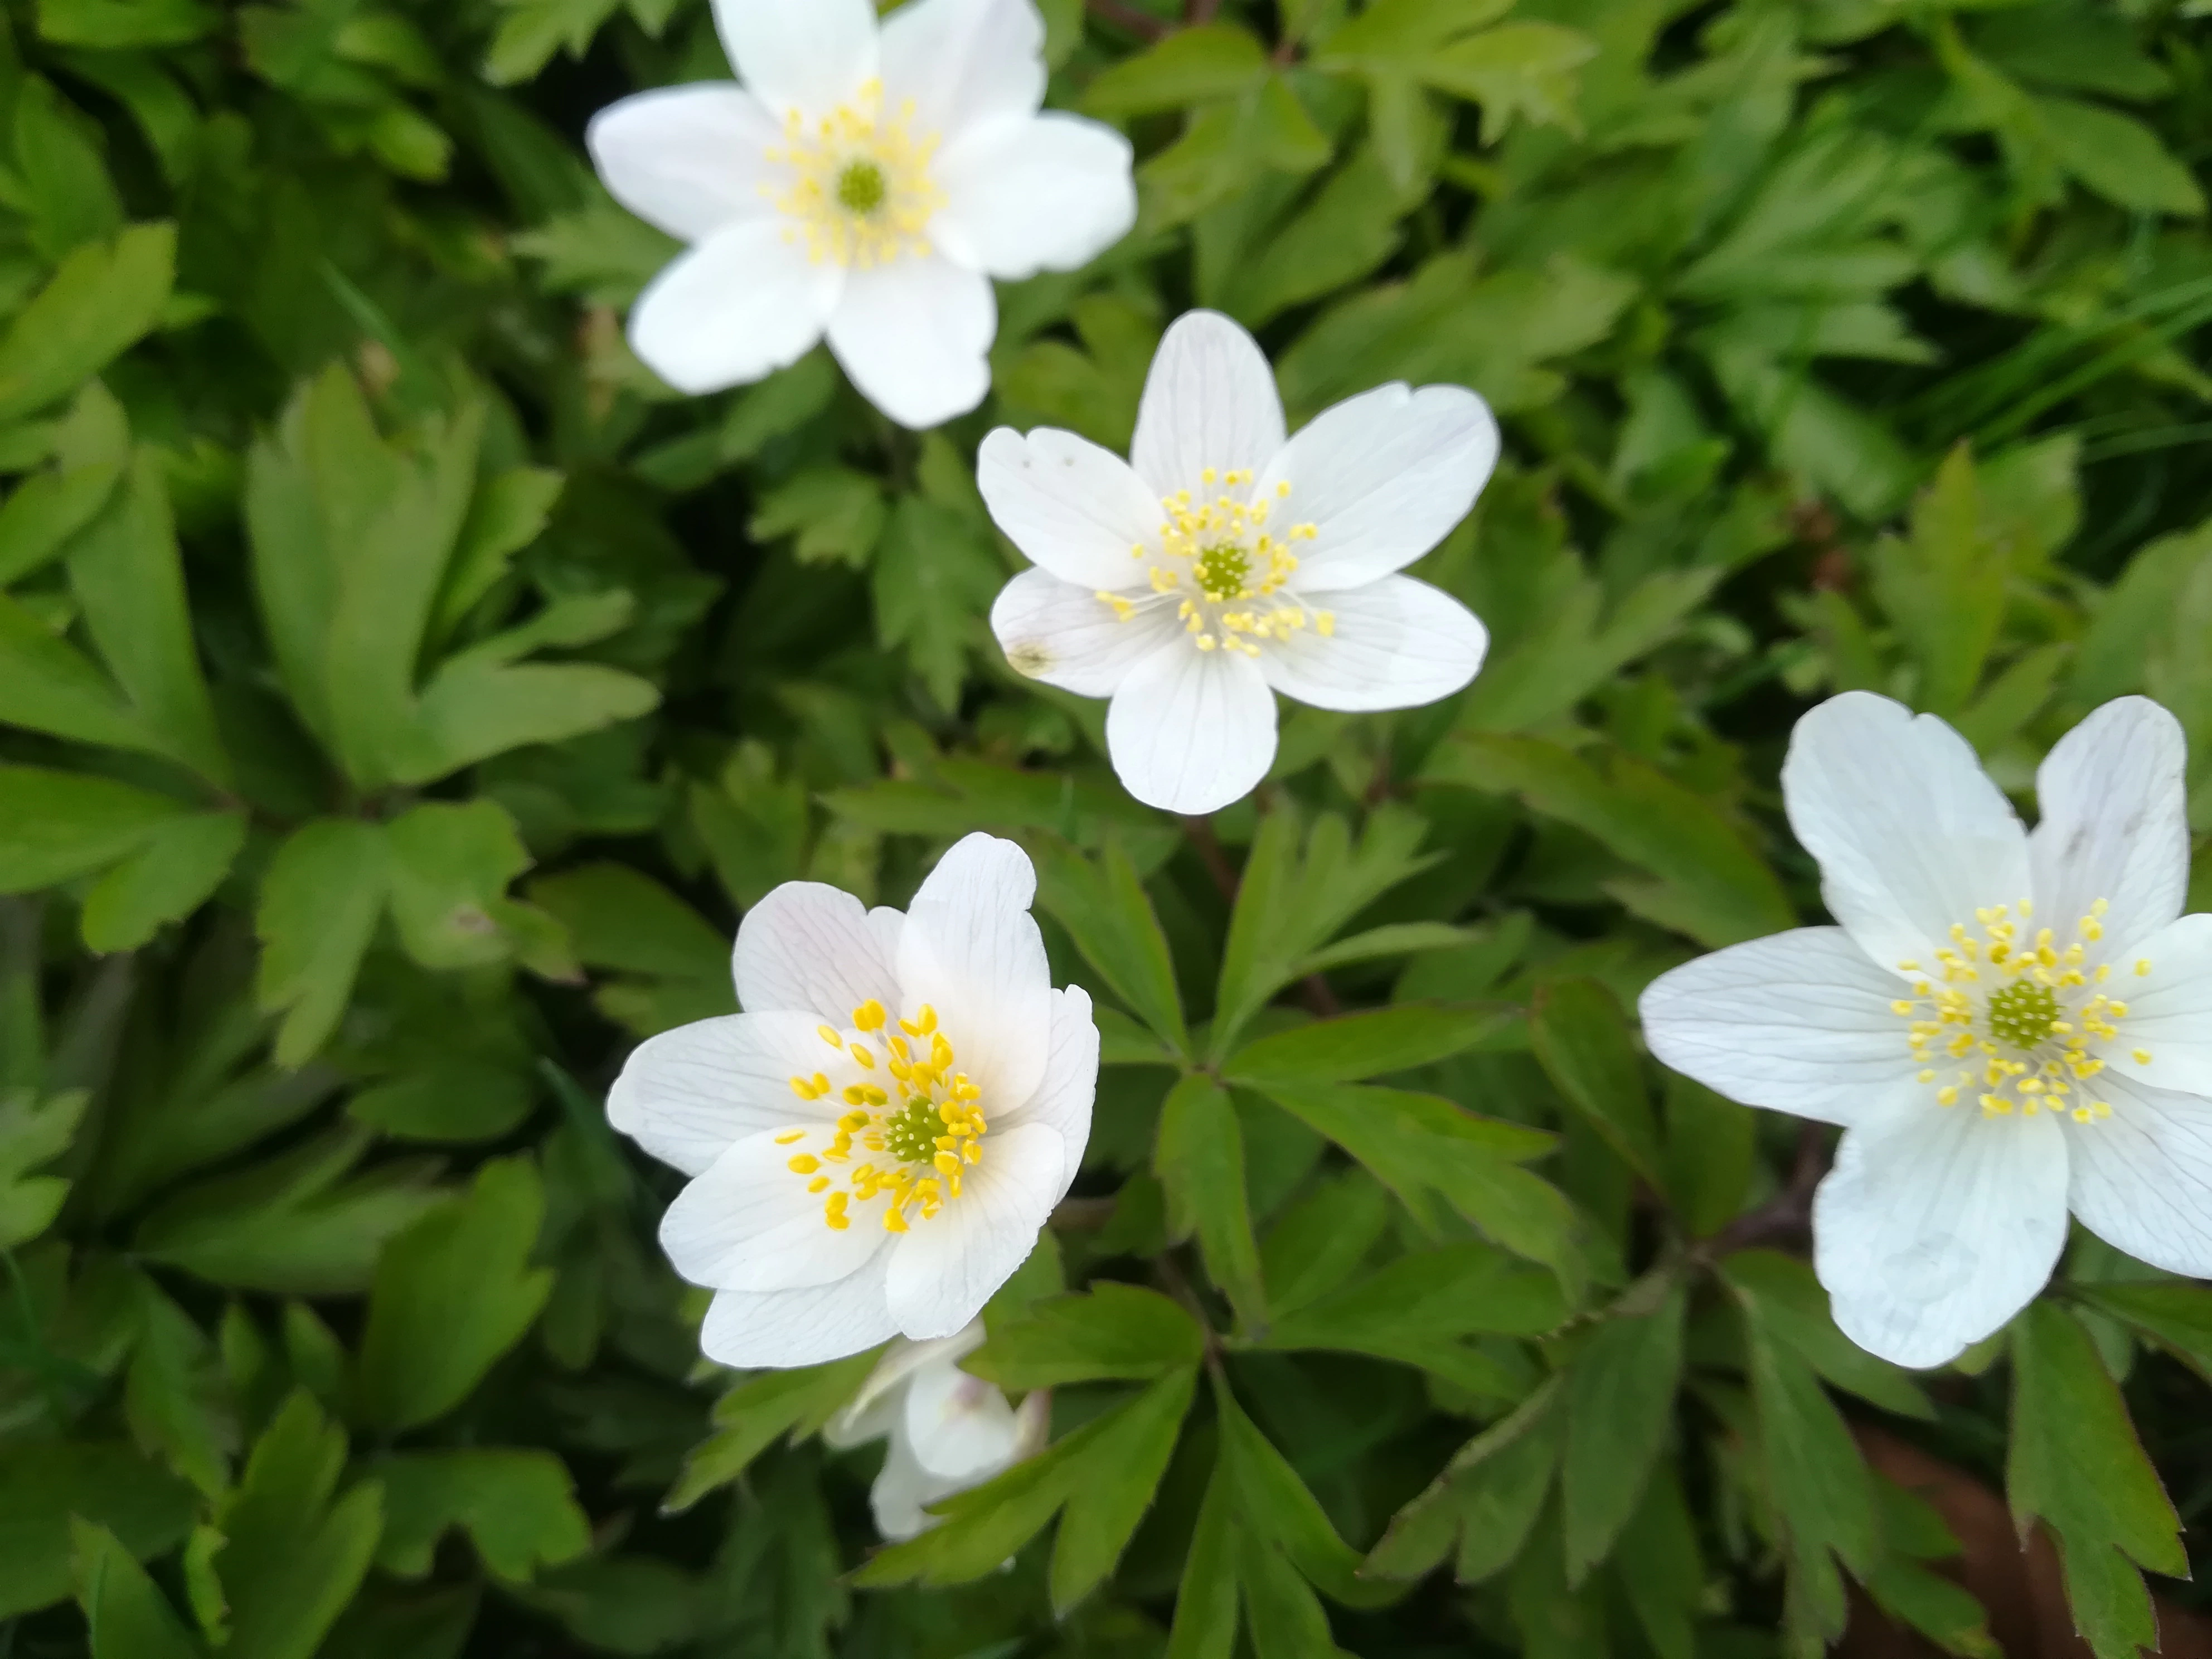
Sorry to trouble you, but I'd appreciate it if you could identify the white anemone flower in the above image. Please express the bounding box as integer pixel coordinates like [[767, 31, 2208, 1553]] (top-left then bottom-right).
[[1641, 692, 2212, 1369], [608, 833, 1099, 1367], [824, 1321, 1049, 1540], [586, 0, 1136, 428], [979, 310, 1497, 815]]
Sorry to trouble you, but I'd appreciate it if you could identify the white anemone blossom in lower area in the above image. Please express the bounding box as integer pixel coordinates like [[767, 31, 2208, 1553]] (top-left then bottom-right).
[[825, 1321, 1048, 1540], [1641, 692, 2212, 1369], [586, 0, 1135, 428], [979, 310, 1497, 815], [607, 833, 1099, 1367]]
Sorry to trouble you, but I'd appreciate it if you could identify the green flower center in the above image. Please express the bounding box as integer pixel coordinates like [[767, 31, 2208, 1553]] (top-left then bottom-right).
[[1986, 980, 2060, 1052], [837, 161, 887, 216], [881, 1098, 944, 1165], [1194, 542, 1250, 602]]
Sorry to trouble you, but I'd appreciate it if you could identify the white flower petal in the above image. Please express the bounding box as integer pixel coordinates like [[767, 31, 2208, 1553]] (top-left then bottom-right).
[[1813, 1097, 2068, 1369], [629, 218, 840, 396], [700, 1249, 898, 1368], [902, 1357, 1022, 1479], [934, 113, 1136, 280], [1131, 311, 1286, 502], [885, 1119, 1066, 1340], [898, 833, 1054, 1109], [870, 1430, 942, 1539], [1253, 384, 1498, 593], [2063, 1070, 2212, 1278], [1639, 928, 1927, 1128], [2108, 913, 2212, 1095], [2030, 697, 2190, 957], [824, 1323, 986, 1447], [826, 254, 995, 429], [991, 569, 1179, 696], [1003, 986, 1098, 1200], [977, 426, 1163, 590], [660, 1128, 889, 1292], [1781, 692, 2031, 973], [880, 0, 1044, 147], [1257, 576, 1486, 714], [714, 0, 877, 118], [608, 1011, 853, 1176], [586, 85, 782, 243], [735, 880, 904, 1018], [1105, 640, 1277, 814]]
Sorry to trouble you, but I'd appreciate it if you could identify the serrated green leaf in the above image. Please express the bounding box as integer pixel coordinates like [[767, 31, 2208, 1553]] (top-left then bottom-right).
[[1154, 1075, 1265, 1330], [1529, 977, 1664, 1187], [0, 224, 174, 423], [1561, 1274, 1684, 1582], [367, 1449, 589, 1579], [968, 1282, 1205, 1389]]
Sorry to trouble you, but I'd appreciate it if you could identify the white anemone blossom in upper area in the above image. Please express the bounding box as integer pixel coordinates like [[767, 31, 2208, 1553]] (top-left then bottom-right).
[[979, 310, 1498, 815], [586, 0, 1136, 428], [608, 833, 1099, 1368], [825, 1321, 1048, 1540], [1641, 692, 2212, 1369]]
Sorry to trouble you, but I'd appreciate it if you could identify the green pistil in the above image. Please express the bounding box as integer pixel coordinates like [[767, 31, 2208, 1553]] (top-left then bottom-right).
[[1987, 981, 2060, 1051], [882, 1098, 942, 1164], [1195, 542, 1250, 601], [837, 161, 887, 215]]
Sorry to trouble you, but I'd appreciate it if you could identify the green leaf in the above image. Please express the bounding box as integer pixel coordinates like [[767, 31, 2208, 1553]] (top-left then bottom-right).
[[81, 811, 247, 953], [483, 0, 624, 84], [1721, 1250, 1932, 1419], [0, 596, 162, 756], [367, 1449, 589, 1580], [1083, 23, 1271, 116], [1747, 1315, 1878, 1647], [357, 1157, 554, 1432], [1560, 1274, 1685, 1582], [123, 1273, 239, 1499], [1154, 1075, 1265, 1331], [967, 1282, 1206, 1389], [384, 800, 535, 971], [662, 1353, 878, 1514], [66, 449, 230, 784], [38, 0, 217, 47], [0, 764, 192, 894], [1167, 1447, 1240, 1659], [215, 1393, 385, 1659], [1426, 733, 1796, 947], [1049, 1367, 1197, 1612], [872, 493, 1001, 714], [255, 820, 391, 1069], [2035, 95, 2204, 216], [435, 465, 565, 638], [0, 1086, 87, 1246], [1225, 1004, 1508, 1085], [1257, 1079, 1578, 1279], [749, 465, 887, 569], [136, 1127, 447, 1296], [2009, 1301, 2184, 1659], [2074, 1280, 2212, 1383], [0, 1442, 196, 1620], [528, 861, 727, 980], [71, 1518, 202, 1659], [0, 224, 176, 424], [1031, 836, 1190, 1055], [1529, 978, 1665, 1187], [1418, 22, 1597, 138], [409, 658, 660, 783], [1367, 1377, 1561, 1583], [1215, 1377, 1395, 1608], [0, 380, 129, 586]]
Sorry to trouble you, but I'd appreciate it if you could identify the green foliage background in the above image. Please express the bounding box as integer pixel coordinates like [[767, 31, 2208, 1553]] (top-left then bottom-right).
[[1, 0, 2210, 1652]]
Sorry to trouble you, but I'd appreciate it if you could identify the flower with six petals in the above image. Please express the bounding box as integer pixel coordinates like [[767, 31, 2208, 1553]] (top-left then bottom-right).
[[980, 310, 1496, 814], [608, 833, 1099, 1368], [588, 0, 1136, 427], [1640, 692, 2212, 1368]]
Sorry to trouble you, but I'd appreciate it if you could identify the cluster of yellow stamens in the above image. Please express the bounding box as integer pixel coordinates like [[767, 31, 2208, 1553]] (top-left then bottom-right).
[[1889, 898, 2156, 1124], [1093, 469, 1330, 655], [764, 82, 944, 268], [782, 1001, 986, 1233]]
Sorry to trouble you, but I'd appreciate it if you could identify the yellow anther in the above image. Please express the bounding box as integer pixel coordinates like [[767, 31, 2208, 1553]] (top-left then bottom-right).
[[808, 1175, 830, 1193], [774, 1129, 807, 1144], [853, 1000, 886, 1031], [884, 1207, 909, 1234], [2134, 1049, 2153, 1065], [788, 1154, 821, 1174], [2137, 959, 2153, 976], [817, 1024, 843, 1047], [1891, 1000, 1915, 1016]]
